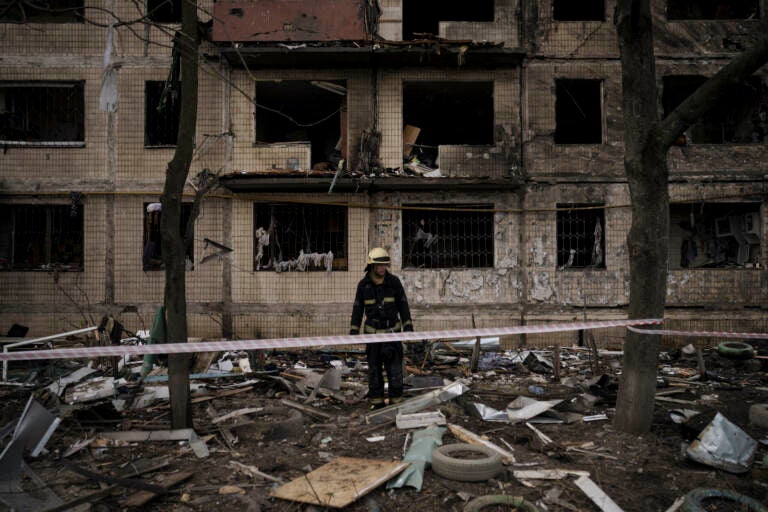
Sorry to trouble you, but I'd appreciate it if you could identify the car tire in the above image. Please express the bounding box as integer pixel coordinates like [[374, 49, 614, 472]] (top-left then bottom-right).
[[681, 488, 767, 512], [717, 341, 754, 359], [464, 495, 540, 512], [749, 403, 768, 428], [431, 443, 502, 482]]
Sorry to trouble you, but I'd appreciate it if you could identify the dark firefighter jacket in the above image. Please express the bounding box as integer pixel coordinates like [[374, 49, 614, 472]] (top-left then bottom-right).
[[349, 272, 413, 334]]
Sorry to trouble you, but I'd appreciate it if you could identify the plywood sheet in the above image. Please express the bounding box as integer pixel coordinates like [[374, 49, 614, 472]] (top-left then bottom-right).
[[270, 457, 409, 508]]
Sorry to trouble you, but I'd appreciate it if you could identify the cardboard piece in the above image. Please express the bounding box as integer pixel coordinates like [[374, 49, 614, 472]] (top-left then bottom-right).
[[270, 457, 409, 508]]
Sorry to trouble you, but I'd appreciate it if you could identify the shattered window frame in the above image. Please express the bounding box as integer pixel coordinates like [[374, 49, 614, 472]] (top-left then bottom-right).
[[662, 75, 766, 144], [553, 0, 605, 21], [402, 0, 495, 40], [0, 204, 84, 271], [402, 204, 494, 269], [556, 203, 606, 270], [670, 202, 761, 269], [144, 80, 181, 148], [554, 79, 604, 145], [0, 81, 85, 146], [0, 0, 84, 23], [253, 79, 347, 170], [142, 202, 194, 271], [147, 0, 182, 23], [666, 0, 760, 20], [253, 203, 348, 272]]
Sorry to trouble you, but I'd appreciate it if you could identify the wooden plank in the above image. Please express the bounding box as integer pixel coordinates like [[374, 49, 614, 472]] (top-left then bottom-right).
[[270, 457, 409, 508], [118, 470, 194, 508], [447, 423, 516, 464]]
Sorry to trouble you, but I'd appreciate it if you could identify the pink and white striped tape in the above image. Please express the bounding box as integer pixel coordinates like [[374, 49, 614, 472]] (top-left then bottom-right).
[[628, 326, 768, 339], [0, 318, 663, 362]]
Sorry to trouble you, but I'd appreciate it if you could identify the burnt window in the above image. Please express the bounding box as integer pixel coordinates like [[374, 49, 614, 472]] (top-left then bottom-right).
[[667, 0, 759, 20], [145, 80, 181, 147], [255, 80, 346, 169], [670, 202, 761, 269], [663, 75, 766, 144], [143, 203, 194, 271], [147, 0, 182, 23], [403, 81, 494, 167], [253, 203, 347, 272], [0, 81, 84, 144], [553, 0, 605, 21], [555, 79, 603, 144], [0, 0, 83, 23], [403, 0, 494, 39], [0, 204, 83, 271], [556, 203, 605, 269], [402, 204, 494, 269]]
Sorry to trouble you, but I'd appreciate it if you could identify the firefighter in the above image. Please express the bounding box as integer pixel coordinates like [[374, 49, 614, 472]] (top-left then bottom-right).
[[349, 247, 413, 410]]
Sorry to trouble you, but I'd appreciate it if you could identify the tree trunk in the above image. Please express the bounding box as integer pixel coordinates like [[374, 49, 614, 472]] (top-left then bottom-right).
[[161, 0, 198, 429], [613, 0, 768, 433]]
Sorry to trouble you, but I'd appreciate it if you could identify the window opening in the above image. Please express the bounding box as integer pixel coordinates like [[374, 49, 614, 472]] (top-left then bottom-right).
[[147, 0, 182, 23], [403, 0, 494, 40], [553, 0, 605, 21], [255, 80, 346, 170], [0, 204, 83, 271], [663, 75, 766, 144], [670, 202, 761, 269], [0, 0, 83, 23], [143, 202, 193, 271], [402, 204, 494, 269], [555, 79, 603, 144], [402, 81, 494, 168], [145, 80, 181, 147], [667, 0, 759, 20], [0, 81, 84, 144], [253, 203, 347, 272], [556, 203, 605, 269]]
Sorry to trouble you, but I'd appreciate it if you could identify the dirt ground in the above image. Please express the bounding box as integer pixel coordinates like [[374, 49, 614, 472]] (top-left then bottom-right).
[[2, 342, 767, 512]]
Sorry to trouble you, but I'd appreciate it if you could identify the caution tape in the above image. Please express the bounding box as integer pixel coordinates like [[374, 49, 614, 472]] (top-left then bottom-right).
[[0, 318, 663, 362], [628, 326, 768, 340]]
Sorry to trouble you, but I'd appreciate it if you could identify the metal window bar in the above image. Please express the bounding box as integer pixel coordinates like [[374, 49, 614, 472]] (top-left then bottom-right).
[[253, 203, 347, 271], [403, 205, 493, 269], [557, 204, 605, 269]]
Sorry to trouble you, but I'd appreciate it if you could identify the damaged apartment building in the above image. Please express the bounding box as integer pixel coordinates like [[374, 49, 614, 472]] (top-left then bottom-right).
[[0, 0, 766, 345]]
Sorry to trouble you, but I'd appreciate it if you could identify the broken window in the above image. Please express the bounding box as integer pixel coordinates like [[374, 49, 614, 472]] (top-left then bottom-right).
[[555, 79, 603, 144], [402, 81, 494, 167], [402, 204, 494, 269], [147, 0, 182, 23], [0, 0, 83, 23], [667, 0, 759, 20], [556, 203, 605, 269], [0, 204, 83, 271], [402, 0, 494, 40], [143, 202, 193, 271], [255, 80, 346, 170], [670, 202, 761, 269], [253, 203, 347, 272], [553, 0, 605, 21], [145, 80, 181, 147], [663, 75, 766, 143], [0, 81, 84, 144]]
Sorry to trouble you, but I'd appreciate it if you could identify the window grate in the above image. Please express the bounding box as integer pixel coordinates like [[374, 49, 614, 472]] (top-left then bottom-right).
[[403, 204, 494, 269], [556, 203, 605, 269], [253, 203, 347, 272]]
